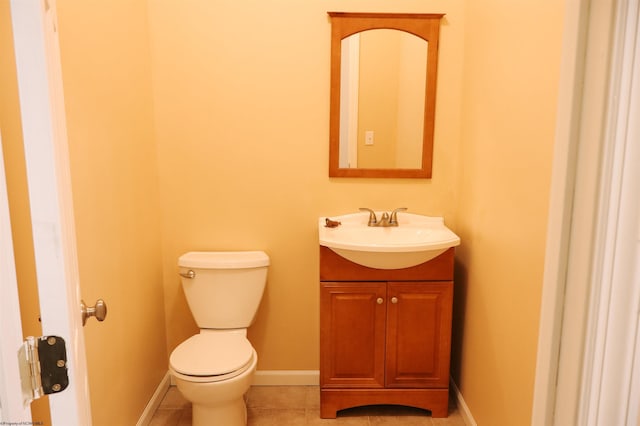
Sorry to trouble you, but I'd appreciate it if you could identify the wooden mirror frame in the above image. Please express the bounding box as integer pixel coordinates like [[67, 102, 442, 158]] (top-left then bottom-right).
[[328, 12, 444, 178]]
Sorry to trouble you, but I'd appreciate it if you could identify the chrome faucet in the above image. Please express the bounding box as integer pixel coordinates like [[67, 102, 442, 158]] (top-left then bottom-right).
[[359, 207, 407, 227]]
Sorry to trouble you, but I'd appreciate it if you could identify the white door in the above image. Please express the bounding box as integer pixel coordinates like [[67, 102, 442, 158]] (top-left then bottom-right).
[[0, 132, 32, 423], [1, 0, 92, 424]]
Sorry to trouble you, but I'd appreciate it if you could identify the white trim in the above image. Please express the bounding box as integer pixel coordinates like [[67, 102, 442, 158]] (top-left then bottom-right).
[[450, 378, 476, 426], [10, 0, 91, 424], [553, 0, 619, 420], [252, 370, 320, 386], [532, 0, 618, 423], [0, 133, 32, 423], [136, 372, 171, 426], [531, 0, 588, 421], [578, 0, 640, 423], [628, 238, 640, 425], [534, 0, 640, 424]]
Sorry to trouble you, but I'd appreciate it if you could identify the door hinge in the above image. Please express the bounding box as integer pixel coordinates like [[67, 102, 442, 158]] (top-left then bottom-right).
[[18, 335, 69, 405]]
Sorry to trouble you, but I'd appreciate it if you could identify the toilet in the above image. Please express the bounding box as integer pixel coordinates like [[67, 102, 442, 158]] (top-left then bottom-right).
[[169, 251, 269, 426]]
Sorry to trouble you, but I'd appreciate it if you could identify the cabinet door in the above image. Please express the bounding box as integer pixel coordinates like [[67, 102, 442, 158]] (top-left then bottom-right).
[[385, 281, 453, 388], [320, 282, 386, 388]]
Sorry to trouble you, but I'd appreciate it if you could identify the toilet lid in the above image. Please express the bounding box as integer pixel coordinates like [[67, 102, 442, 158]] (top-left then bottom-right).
[[170, 333, 253, 377]]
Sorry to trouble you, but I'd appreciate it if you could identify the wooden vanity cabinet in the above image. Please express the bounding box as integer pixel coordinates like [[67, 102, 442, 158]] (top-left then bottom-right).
[[319, 246, 454, 418]]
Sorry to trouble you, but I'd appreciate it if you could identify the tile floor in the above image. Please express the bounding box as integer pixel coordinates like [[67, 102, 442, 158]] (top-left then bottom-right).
[[149, 386, 468, 426]]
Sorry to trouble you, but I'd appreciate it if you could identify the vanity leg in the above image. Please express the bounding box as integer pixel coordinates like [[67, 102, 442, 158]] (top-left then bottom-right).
[[431, 404, 449, 418], [320, 407, 338, 419], [319, 390, 336, 418]]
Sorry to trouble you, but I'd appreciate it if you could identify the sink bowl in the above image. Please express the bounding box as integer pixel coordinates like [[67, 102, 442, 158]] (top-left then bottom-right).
[[318, 212, 460, 269]]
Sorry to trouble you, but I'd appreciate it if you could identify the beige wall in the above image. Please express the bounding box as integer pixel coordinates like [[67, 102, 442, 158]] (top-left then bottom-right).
[[453, 1, 563, 425], [148, 2, 561, 424], [54, 0, 167, 424], [4, 0, 564, 424], [146, 0, 464, 370]]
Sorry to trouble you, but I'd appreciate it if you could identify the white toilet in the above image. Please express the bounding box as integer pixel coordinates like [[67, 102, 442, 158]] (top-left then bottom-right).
[[169, 251, 269, 426]]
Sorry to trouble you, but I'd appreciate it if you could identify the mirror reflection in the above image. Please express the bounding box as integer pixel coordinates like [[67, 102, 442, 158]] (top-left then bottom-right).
[[328, 12, 444, 178], [339, 30, 427, 170]]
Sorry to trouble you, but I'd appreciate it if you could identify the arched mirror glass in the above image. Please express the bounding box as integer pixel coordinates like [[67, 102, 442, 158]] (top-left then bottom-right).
[[328, 12, 444, 178]]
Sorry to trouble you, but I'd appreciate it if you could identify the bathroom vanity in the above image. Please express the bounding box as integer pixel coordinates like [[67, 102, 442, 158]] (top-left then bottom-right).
[[319, 246, 454, 418]]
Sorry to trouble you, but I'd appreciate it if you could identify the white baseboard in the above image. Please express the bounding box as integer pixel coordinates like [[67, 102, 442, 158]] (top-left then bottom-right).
[[252, 370, 320, 386], [450, 377, 477, 426], [137, 371, 172, 426]]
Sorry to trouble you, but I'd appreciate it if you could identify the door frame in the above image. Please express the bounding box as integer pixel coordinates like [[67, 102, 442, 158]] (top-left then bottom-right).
[[7, 0, 91, 424], [577, 1, 640, 422], [532, 0, 640, 424]]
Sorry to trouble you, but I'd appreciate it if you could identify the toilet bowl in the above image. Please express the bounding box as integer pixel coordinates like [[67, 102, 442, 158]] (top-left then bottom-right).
[[170, 330, 258, 425], [169, 251, 269, 426]]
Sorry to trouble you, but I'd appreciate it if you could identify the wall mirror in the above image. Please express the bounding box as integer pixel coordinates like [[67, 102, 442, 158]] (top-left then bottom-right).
[[328, 12, 444, 178]]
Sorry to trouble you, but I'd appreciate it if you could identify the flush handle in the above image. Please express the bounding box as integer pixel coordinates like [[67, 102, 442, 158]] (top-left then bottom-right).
[[179, 270, 195, 279], [80, 299, 107, 326]]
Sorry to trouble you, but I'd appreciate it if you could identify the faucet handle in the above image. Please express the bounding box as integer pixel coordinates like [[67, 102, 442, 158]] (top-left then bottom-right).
[[389, 207, 408, 225], [359, 208, 378, 226]]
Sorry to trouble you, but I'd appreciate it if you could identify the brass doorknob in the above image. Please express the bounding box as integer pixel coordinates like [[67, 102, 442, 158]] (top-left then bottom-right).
[[81, 299, 107, 326]]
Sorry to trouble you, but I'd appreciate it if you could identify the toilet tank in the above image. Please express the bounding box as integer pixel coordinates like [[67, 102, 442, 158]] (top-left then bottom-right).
[[178, 251, 269, 329]]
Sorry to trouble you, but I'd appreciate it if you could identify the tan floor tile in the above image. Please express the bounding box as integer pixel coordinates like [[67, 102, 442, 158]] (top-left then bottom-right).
[[159, 387, 190, 409], [369, 414, 432, 426], [149, 409, 183, 426], [349, 405, 433, 426], [176, 408, 192, 426], [152, 385, 471, 425], [304, 386, 321, 409], [305, 408, 371, 425], [247, 407, 307, 426], [431, 408, 467, 426], [246, 386, 308, 409]]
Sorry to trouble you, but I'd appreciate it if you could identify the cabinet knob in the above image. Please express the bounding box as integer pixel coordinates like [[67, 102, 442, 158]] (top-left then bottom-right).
[[391, 297, 398, 304], [377, 298, 384, 304]]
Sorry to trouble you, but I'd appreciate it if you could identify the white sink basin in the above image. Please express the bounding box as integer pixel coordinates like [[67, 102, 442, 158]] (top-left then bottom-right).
[[318, 212, 460, 269]]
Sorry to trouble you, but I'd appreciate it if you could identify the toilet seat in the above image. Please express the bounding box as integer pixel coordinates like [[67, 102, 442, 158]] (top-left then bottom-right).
[[170, 332, 254, 383]]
